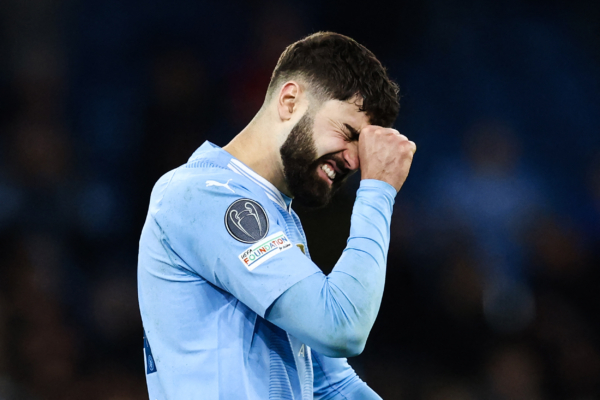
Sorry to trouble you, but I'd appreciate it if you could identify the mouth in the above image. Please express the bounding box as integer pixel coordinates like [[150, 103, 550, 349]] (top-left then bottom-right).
[[317, 164, 334, 186], [320, 163, 336, 182], [318, 157, 348, 186], [316, 155, 352, 187]]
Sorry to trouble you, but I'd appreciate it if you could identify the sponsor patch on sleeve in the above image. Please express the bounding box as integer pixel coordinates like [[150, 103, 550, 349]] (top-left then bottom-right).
[[238, 231, 292, 271]]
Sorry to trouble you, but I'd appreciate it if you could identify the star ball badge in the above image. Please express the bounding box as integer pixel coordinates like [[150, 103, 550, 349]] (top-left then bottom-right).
[[225, 199, 269, 243]]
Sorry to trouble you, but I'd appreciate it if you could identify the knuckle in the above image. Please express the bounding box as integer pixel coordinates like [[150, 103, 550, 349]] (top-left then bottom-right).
[[388, 130, 408, 141], [364, 125, 381, 135], [362, 125, 375, 134], [392, 136, 406, 146], [400, 142, 415, 155], [401, 144, 413, 154]]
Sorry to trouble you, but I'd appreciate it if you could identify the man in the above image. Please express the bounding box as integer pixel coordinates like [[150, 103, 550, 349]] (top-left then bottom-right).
[[138, 32, 416, 399]]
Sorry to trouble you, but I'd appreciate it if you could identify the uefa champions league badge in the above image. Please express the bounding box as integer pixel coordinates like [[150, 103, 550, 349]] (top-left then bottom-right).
[[225, 198, 269, 244]]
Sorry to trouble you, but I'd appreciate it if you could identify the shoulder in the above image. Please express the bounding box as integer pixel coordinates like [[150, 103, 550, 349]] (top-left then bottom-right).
[[167, 164, 256, 197], [149, 163, 293, 265], [151, 163, 277, 226]]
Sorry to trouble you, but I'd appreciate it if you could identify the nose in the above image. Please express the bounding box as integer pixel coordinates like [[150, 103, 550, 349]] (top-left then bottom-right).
[[343, 143, 360, 171]]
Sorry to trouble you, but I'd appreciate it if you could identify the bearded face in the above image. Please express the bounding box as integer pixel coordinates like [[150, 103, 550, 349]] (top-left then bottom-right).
[[280, 111, 352, 208]]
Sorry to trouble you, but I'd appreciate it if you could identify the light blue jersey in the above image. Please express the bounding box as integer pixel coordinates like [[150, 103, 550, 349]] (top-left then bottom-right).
[[138, 141, 395, 399]]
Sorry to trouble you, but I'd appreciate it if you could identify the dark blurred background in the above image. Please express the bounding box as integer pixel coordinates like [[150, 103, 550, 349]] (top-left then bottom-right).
[[0, 0, 599, 399]]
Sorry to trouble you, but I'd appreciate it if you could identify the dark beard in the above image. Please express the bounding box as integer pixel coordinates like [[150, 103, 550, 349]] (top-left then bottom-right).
[[280, 112, 348, 208]]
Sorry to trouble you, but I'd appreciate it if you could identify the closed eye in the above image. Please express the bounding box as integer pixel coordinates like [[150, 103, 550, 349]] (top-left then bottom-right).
[[343, 123, 360, 142]]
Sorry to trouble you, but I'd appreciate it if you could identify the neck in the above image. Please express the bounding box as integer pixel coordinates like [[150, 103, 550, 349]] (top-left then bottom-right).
[[223, 112, 291, 196]]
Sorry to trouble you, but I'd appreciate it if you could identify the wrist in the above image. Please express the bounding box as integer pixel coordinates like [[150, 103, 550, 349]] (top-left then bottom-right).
[[359, 179, 398, 197]]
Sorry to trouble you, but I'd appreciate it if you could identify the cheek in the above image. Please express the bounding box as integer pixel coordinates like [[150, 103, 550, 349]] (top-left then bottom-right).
[[313, 136, 348, 159]]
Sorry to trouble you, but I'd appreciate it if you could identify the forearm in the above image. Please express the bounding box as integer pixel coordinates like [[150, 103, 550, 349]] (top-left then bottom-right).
[[266, 180, 396, 357]]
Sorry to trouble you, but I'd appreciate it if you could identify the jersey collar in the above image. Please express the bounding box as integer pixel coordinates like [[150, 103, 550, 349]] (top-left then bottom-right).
[[192, 141, 292, 211]]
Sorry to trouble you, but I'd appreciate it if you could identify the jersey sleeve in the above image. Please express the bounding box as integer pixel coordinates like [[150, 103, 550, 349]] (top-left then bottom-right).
[[265, 179, 397, 357], [150, 166, 321, 317], [313, 352, 383, 400]]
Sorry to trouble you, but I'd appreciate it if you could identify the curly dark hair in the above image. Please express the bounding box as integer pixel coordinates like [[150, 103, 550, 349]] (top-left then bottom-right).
[[267, 32, 400, 127]]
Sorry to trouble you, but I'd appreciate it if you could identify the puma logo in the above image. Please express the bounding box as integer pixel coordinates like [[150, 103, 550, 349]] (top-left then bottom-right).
[[206, 179, 234, 193]]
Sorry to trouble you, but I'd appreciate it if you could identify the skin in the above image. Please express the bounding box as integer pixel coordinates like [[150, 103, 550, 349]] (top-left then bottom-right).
[[224, 80, 416, 202]]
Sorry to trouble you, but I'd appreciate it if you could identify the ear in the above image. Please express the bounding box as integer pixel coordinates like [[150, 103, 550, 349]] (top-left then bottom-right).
[[277, 81, 302, 122]]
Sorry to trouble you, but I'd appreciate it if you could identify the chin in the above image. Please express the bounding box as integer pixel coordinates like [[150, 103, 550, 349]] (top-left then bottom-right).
[[296, 196, 330, 209], [292, 181, 336, 209]]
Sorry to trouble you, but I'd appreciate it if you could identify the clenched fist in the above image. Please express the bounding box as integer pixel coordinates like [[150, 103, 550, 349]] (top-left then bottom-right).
[[358, 125, 417, 192]]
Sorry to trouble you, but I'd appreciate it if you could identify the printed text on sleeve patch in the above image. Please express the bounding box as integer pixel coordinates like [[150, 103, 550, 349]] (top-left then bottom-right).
[[238, 231, 292, 271]]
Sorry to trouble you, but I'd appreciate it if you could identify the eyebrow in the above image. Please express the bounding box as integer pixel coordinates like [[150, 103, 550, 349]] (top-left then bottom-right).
[[343, 123, 361, 140]]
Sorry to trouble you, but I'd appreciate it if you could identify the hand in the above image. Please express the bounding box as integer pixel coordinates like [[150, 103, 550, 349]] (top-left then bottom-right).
[[358, 125, 416, 192]]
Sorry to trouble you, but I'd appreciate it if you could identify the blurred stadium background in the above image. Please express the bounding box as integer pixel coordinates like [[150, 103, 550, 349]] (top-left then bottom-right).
[[0, 0, 599, 399]]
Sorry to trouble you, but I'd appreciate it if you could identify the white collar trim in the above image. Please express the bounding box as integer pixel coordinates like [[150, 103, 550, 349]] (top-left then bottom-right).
[[227, 159, 289, 211]]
